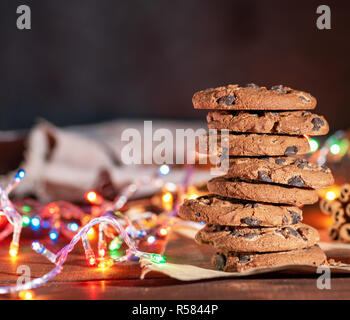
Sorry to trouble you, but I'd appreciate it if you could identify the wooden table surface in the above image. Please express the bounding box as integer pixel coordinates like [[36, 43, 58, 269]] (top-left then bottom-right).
[[1, 226, 350, 300]]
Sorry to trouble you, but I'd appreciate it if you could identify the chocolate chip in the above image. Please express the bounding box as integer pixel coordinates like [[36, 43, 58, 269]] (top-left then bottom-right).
[[244, 83, 259, 89], [282, 215, 289, 224], [275, 158, 286, 165], [284, 146, 298, 156], [297, 163, 306, 169], [287, 176, 305, 187], [258, 171, 272, 182], [270, 85, 286, 94], [311, 118, 325, 131], [285, 227, 300, 238], [238, 255, 251, 264], [275, 230, 286, 238], [195, 212, 201, 217], [230, 230, 244, 237], [288, 210, 302, 224], [215, 254, 226, 271], [260, 157, 270, 162], [244, 232, 258, 239], [218, 94, 236, 106], [321, 165, 329, 173], [240, 217, 262, 227], [299, 95, 310, 102]]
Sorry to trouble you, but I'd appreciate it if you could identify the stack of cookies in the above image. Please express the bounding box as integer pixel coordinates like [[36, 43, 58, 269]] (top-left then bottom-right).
[[179, 83, 334, 272]]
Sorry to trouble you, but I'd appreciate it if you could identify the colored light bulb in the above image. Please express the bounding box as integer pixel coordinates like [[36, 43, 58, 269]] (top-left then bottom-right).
[[9, 242, 19, 257], [21, 205, 31, 213], [49, 230, 58, 241], [18, 290, 34, 300], [330, 143, 341, 155], [147, 235, 156, 244], [85, 249, 96, 267], [309, 138, 319, 153], [31, 217, 40, 229], [326, 191, 336, 201], [109, 237, 122, 251], [158, 227, 168, 237], [98, 258, 114, 270], [22, 216, 30, 227], [31, 241, 56, 263], [15, 169, 25, 180], [159, 165, 170, 176], [85, 191, 103, 205], [68, 222, 79, 232], [150, 254, 166, 264], [87, 228, 95, 239]]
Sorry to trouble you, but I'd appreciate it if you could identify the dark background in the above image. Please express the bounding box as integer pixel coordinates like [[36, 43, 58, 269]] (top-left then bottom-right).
[[0, 0, 349, 131]]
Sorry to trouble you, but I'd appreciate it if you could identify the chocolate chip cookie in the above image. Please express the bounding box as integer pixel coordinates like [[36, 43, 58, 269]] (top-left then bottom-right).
[[193, 84, 316, 110], [195, 223, 320, 252], [207, 176, 319, 205], [207, 110, 329, 135], [213, 245, 326, 272], [179, 195, 302, 227], [197, 133, 310, 157], [224, 157, 334, 189]]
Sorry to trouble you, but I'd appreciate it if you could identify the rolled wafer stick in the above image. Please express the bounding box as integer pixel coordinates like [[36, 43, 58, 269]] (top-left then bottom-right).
[[320, 199, 342, 214], [345, 203, 350, 219], [339, 184, 350, 203], [320, 199, 332, 214], [332, 208, 346, 225], [328, 225, 340, 241], [339, 223, 350, 242]]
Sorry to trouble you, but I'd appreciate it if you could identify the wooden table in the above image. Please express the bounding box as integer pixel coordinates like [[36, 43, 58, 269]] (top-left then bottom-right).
[[0, 228, 350, 300]]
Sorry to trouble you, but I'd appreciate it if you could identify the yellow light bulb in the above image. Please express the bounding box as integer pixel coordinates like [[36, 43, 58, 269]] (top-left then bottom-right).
[[162, 192, 172, 203], [9, 242, 18, 257], [326, 191, 336, 201], [98, 258, 114, 270], [19, 290, 34, 300]]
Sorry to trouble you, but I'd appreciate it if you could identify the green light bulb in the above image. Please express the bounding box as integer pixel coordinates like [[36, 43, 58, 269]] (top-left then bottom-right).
[[109, 237, 122, 251], [150, 254, 166, 264]]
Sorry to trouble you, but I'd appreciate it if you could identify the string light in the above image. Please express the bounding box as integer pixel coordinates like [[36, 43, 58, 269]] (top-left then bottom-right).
[[21, 206, 31, 214], [22, 216, 30, 227], [30, 217, 40, 230], [85, 191, 103, 205], [0, 166, 195, 294], [49, 230, 58, 241], [158, 227, 168, 237], [309, 138, 319, 153], [162, 192, 173, 211], [98, 258, 114, 270], [9, 242, 19, 257], [326, 191, 336, 201], [330, 143, 341, 155], [147, 235, 156, 244], [67, 222, 79, 232], [0, 170, 25, 257], [87, 228, 95, 239], [31, 241, 57, 263], [18, 290, 34, 300], [109, 236, 122, 251], [159, 165, 170, 176]]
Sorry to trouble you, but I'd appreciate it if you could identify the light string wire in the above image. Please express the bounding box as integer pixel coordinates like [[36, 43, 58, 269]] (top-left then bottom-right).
[[0, 215, 159, 295], [0, 165, 194, 294], [0, 170, 25, 257]]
